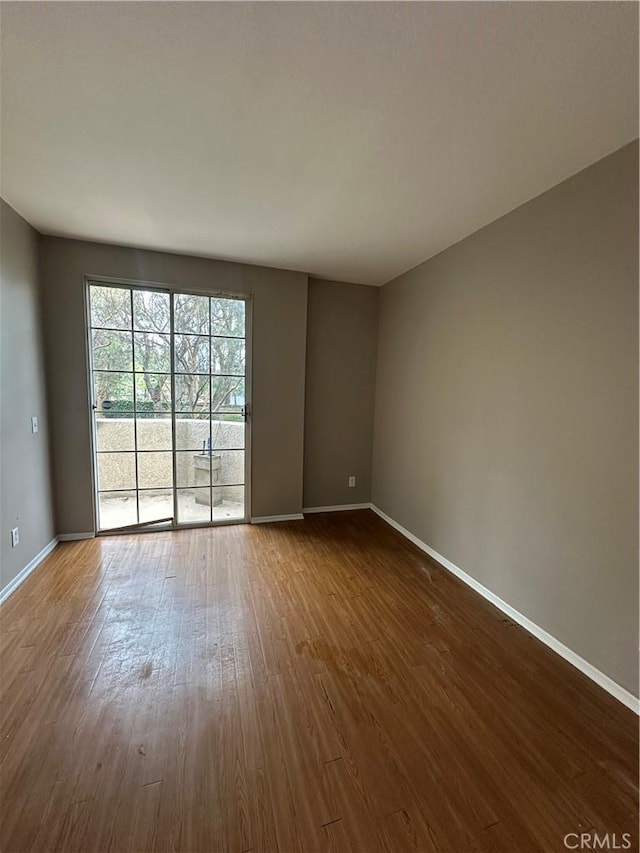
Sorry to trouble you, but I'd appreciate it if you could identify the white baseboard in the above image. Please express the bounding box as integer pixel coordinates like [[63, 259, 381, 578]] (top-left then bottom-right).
[[369, 504, 639, 715], [251, 514, 304, 524], [0, 537, 59, 605], [58, 532, 95, 541], [303, 503, 371, 514]]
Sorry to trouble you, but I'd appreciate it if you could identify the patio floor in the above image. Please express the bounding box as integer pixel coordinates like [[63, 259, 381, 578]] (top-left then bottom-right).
[[98, 490, 244, 529]]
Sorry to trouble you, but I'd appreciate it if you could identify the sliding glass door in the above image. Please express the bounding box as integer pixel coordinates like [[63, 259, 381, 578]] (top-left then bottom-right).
[[88, 281, 249, 532]]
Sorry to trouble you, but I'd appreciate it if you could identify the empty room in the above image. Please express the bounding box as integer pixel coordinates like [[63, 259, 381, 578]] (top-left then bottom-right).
[[0, 2, 638, 852]]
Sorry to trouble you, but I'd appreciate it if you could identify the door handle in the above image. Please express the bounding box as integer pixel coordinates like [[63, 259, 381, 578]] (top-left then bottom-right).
[[242, 404, 250, 422]]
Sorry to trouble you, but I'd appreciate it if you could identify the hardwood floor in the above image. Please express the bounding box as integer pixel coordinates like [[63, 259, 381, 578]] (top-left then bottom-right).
[[0, 510, 637, 852]]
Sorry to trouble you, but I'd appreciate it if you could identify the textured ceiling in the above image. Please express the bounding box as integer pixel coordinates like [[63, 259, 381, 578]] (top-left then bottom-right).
[[1, 2, 638, 285]]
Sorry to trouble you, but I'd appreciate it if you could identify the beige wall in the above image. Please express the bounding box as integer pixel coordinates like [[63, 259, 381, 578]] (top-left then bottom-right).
[[39, 237, 308, 533], [304, 278, 379, 508], [0, 201, 55, 590], [95, 417, 244, 493], [372, 141, 639, 696]]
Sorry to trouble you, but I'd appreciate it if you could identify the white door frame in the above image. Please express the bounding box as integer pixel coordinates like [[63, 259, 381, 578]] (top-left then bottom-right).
[[84, 274, 252, 534]]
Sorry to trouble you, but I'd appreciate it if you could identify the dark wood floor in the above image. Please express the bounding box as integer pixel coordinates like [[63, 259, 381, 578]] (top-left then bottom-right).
[[0, 510, 637, 852]]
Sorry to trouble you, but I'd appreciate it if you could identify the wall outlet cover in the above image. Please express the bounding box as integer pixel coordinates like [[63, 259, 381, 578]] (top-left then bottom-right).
[[11, 527, 19, 548], [348, 476, 356, 488]]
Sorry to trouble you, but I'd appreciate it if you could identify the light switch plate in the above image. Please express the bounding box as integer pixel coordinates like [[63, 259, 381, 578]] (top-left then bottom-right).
[[31, 416, 39, 434], [11, 527, 19, 548]]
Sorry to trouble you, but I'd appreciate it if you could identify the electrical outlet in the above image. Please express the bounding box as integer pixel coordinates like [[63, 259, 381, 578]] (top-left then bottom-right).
[[31, 416, 39, 434], [348, 476, 356, 488], [11, 527, 19, 549]]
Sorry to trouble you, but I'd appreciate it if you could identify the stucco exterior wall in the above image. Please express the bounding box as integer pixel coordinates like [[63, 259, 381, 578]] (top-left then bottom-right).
[[95, 417, 244, 500]]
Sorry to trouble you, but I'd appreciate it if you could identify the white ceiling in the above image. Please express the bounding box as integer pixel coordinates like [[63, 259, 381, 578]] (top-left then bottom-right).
[[1, 2, 637, 286]]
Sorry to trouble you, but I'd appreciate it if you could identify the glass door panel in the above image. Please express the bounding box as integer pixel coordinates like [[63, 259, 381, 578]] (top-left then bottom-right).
[[89, 283, 249, 532], [172, 293, 247, 526]]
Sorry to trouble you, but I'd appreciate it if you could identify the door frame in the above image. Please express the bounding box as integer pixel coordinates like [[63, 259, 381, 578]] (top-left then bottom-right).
[[83, 274, 253, 535]]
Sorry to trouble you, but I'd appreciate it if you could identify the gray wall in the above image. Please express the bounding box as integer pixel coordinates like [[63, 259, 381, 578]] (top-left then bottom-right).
[[38, 237, 308, 533], [304, 278, 379, 508], [372, 141, 639, 696], [0, 201, 55, 590]]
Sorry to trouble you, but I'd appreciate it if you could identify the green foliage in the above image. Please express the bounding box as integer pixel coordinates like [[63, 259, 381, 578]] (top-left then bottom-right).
[[101, 399, 171, 419], [90, 286, 246, 414]]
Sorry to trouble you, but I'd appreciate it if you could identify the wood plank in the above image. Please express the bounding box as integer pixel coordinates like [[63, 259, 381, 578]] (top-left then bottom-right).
[[0, 509, 636, 852]]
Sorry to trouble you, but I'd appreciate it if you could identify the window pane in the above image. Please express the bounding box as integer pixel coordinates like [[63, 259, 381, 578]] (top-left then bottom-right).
[[175, 374, 209, 412], [211, 338, 244, 376], [134, 332, 171, 373], [138, 489, 174, 524], [175, 414, 210, 451], [133, 290, 170, 333], [177, 488, 211, 524], [97, 452, 136, 491], [211, 376, 244, 412], [212, 486, 245, 521], [98, 490, 137, 529], [174, 335, 210, 375], [93, 371, 134, 411], [90, 285, 131, 330], [210, 415, 244, 449], [96, 417, 135, 452], [92, 329, 132, 372], [135, 373, 171, 413], [137, 452, 173, 489], [136, 414, 172, 451], [91, 287, 248, 530], [211, 297, 245, 338], [174, 294, 209, 335], [214, 450, 244, 486], [176, 450, 211, 488]]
